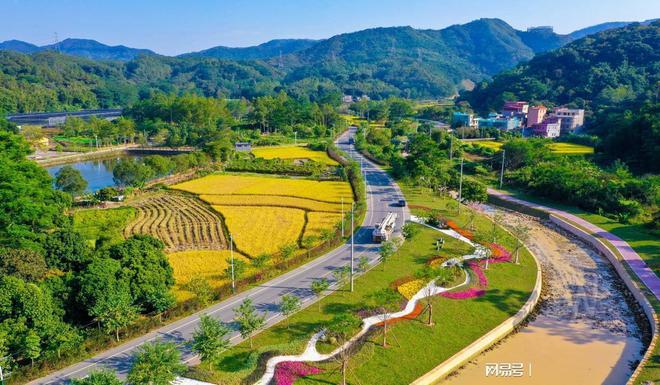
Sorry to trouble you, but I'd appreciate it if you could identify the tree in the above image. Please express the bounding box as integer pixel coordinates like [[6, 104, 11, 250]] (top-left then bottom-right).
[[91, 285, 139, 342], [127, 341, 186, 385], [310, 278, 330, 311], [23, 330, 41, 367], [54, 165, 88, 196], [234, 299, 265, 348], [251, 253, 270, 269], [367, 288, 400, 347], [279, 243, 297, 261], [112, 158, 155, 188], [326, 313, 361, 385], [44, 227, 89, 271], [490, 210, 504, 243], [301, 236, 317, 258], [358, 256, 369, 272], [415, 266, 454, 326], [401, 223, 419, 240], [0, 247, 47, 281], [333, 265, 351, 290], [279, 294, 302, 328], [511, 221, 531, 264], [184, 276, 214, 307], [71, 370, 123, 385], [224, 258, 247, 287], [191, 315, 230, 369], [106, 235, 175, 313], [379, 240, 396, 270]]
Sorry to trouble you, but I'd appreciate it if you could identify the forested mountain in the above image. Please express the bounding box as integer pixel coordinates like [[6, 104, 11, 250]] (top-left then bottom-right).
[[462, 21, 660, 172], [181, 39, 319, 60], [0, 18, 654, 113], [0, 38, 155, 61]]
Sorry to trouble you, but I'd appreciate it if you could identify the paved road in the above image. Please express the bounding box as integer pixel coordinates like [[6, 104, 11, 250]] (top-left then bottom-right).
[[30, 128, 409, 384]]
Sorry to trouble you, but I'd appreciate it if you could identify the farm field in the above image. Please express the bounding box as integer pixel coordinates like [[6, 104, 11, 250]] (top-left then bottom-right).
[[188, 198, 537, 385], [123, 193, 227, 252], [547, 142, 595, 154], [168, 250, 251, 301], [173, 174, 353, 203], [213, 205, 306, 256], [173, 174, 352, 257], [470, 140, 594, 154], [252, 144, 339, 165], [74, 206, 136, 248]]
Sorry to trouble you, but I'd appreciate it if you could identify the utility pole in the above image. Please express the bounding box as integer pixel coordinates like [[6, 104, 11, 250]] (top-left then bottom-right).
[[294, 131, 297, 145], [499, 149, 506, 189], [341, 197, 345, 237], [230, 234, 235, 292], [449, 136, 453, 161], [458, 157, 464, 214], [350, 203, 355, 292]]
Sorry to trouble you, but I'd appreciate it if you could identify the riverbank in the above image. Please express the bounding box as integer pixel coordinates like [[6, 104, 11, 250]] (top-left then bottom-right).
[[33, 144, 194, 167]]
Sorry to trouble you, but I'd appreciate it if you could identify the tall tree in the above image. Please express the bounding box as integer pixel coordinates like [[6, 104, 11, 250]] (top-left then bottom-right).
[[90, 284, 139, 342], [71, 370, 123, 385], [191, 315, 230, 369], [279, 294, 302, 329], [54, 166, 88, 196], [127, 341, 186, 385], [233, 298, 265, 348], [367, 288, 400, 347], [326, 313, 361, 385], [310, 278, 330, 311]]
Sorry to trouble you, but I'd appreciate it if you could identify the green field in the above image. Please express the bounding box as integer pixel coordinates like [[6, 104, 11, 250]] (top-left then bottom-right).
[[73, 207, 136, 248], [188, 189, 538, 385]]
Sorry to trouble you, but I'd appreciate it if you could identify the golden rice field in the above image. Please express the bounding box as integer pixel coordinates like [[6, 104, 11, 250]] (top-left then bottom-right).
[[124, 194, 227, 252], [471, 140, 503, 150], [168, 250, 251, 301], [173, 174, 353, 203], [304, 212, 343, 241], [547, 142, 595, 154], [199, 194, 344, 212], [212, 205, 306, 256], [251, 145, 339, 165]]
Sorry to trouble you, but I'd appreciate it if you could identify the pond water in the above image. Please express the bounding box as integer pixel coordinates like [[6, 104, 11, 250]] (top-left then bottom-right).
[[47, 154, 151, 192]]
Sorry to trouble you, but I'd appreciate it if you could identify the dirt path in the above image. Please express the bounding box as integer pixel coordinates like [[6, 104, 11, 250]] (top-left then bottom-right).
[[444, 208, 644, 385]]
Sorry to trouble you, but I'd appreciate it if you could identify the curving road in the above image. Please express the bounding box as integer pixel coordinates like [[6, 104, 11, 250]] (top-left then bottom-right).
[[29, 128, 409, 384]]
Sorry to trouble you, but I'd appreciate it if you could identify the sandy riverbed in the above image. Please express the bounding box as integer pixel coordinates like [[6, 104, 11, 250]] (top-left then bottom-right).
[[444, 209, 643, 385]]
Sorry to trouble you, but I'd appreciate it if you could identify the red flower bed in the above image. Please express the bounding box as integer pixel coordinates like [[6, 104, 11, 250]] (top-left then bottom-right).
[[487, 243, 512, 263], [446, 220, 474, 240], [440, 287, 486, 299], [274, 361, 323, 385], [374, 303, 425, 327]]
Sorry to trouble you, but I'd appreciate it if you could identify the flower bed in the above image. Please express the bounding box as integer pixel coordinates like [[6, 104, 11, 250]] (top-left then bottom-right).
[[397, 279, 425, 300], [274, 361, 323, 385], [375, 303, 425, 327], [389, 275, 415, 290], [427, 256, 448, 267], [446, 219, 474, 240], [488, 243, 512, 263], [440, 287, 486, 299], [469, 261, 488, 287]]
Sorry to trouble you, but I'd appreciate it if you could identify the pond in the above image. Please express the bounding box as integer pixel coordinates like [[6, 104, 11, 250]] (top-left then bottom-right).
[[46, 154, 153, 192]]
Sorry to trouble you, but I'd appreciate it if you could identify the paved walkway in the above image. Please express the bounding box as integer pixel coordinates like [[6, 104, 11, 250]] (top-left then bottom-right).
[[488, 188, 660, 301]]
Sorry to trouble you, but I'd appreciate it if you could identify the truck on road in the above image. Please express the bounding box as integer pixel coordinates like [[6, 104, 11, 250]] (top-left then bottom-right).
[[372, 212, 398, 242]]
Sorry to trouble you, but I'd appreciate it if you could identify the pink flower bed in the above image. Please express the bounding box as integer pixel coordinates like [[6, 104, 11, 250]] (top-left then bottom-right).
[[274, 361, 323, 385], [440, 287, 486, 299], [488, 243, 512, 263], [469, 261, 488, 287]]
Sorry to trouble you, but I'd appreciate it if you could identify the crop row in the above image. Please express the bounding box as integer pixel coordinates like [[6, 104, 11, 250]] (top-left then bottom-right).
[[124, 194, 227, 251]]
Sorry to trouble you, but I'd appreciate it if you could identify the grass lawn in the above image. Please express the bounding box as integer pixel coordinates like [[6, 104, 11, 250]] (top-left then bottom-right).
[[188, 190, 538, 385], [73, 206, 135, 248], [497, 188, 660, 384]]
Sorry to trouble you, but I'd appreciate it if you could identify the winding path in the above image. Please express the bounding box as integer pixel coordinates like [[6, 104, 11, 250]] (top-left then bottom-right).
[[253, 226, 480, 385]]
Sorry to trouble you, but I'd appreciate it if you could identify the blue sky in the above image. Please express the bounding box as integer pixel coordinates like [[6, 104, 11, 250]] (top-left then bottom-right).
[[2, 0, 658, 55]]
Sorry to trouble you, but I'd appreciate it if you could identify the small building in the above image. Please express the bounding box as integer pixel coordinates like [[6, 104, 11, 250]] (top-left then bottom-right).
[[501, 101, 529, 118], [530, 116, 562, 138], [526, 105, 547, 128], [342, 95, 354, 103], [551, 108, 585, 134], [452, 112, 477, 128], [478, 114, 521, 131], [235, 142, 252, 152]]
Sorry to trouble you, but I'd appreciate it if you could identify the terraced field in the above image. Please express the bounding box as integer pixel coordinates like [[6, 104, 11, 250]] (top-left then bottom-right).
[[172, 174, 353, 257], [123, 194, 227, 252]]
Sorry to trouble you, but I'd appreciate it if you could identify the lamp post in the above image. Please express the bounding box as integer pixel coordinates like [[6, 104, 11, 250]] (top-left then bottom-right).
[[458, 157, 464, 214], [341, 197, 345, 237], [499, 149, 506, 188], [350, 203, 355, 292]]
